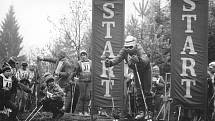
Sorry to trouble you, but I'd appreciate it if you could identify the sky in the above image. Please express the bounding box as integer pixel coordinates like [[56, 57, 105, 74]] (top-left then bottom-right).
[[0, 0, 71, 56], [0, 0, 168, 57]]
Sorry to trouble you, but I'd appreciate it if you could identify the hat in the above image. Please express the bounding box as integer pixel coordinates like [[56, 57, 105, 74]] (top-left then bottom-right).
[[2, 66, 11, 72], [152, 65, 160, 71], [209, 62, 215, 68], [45, 75, 54, 84], [80, 50, 87, 56], [43, 72, 52, 78], [22, 62, 28, 67], [124, 35, 137, 47]]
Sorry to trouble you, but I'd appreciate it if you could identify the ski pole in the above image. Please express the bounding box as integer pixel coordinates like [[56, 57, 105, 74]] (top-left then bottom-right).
[[134, 64, 149, 117]]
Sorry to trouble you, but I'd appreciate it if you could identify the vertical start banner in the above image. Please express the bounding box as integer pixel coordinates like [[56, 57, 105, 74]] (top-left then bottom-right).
[[92, 0, 125, 109], [171, 0, 208, 109]]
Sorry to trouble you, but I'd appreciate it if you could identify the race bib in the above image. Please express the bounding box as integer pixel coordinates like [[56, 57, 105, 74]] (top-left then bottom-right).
[[22, 71, 28, 79], [81, 62, 91, 73], [1, 74, 12, 90]]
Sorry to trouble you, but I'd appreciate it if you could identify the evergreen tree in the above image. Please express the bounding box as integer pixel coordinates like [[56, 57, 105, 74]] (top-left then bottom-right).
[[0, 5, 23, 60], [126, 0, 171, 77]]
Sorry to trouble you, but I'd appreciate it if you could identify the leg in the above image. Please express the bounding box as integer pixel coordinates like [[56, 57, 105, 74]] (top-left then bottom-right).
[[76, 82, 85, 114], [84, 82, 91, 115], [64, 84, 72, 113], [51, 99, 64, 119], [18, 89, 25, 112], [134, 63, 152, 119], [5, 100, 18, 121], [0, 99, 4, 111], [41, 98, 64, 118], [72, 84, 80, 113]]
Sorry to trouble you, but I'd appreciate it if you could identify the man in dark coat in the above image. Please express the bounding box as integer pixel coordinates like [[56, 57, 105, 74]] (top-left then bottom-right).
[[105, 35, 152, 119], [37, 51, 76, 113], [40, 75, 64, 119]]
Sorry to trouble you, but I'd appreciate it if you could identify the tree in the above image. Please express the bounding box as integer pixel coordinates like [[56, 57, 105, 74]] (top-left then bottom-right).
[[126, 0, 171, 76], [48, 0, 91, 59], [0, 6, 23, 61]]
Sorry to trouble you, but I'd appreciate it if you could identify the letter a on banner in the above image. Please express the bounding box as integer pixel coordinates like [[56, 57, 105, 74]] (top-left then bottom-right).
[[91, 0, 125, 112], [171, 0, 208, 109]]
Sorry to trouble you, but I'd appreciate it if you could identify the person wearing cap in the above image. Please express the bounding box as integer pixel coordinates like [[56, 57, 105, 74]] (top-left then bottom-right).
[[74, 50, 92, 116], [5, 58, 20, 105], [16, 62, 30, 84], [16, 61, 31, 112], [208, 62, 215, 120], [152, 65, 164, 115], [105, 35, 152, 119], [0, 66, 19, 121], [37, 50, 75, 113], [39, 75, 64, 119]]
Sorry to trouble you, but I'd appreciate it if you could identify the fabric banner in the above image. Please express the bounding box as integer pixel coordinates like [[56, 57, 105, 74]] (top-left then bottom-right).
[[171, 0, 208, 109], [92, 0, 125, 109]]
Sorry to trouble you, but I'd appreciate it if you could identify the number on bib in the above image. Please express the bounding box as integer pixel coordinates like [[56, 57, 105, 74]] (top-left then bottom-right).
[[81, 62, 90, 72]]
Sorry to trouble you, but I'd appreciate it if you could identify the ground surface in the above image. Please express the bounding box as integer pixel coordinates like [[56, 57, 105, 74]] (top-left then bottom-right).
[[18, 112, 120, 121]]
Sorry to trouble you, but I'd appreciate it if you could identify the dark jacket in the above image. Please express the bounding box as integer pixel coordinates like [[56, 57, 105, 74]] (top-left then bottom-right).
[[0, 74, 13, 100], [43, 57, 73, 88], [111, 44, 150, 69], [43, 83, 64, 101], [111, 43, 152, 93]]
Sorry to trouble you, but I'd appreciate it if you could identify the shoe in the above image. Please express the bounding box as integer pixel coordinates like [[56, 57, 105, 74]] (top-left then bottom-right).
[[135, 112, 144, 120], [79, 112, 83, 116], [144, 112, 152, 120], [145, 115, 152, 120], [84, 112, 90, 116]]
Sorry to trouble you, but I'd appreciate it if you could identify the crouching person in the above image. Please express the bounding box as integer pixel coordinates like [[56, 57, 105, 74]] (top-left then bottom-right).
[[40, 75, 64, 119], [0, 66, 18, 121]]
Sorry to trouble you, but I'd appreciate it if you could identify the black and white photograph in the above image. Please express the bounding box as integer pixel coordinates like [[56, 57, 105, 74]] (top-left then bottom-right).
[[0, 0, 214, 121]]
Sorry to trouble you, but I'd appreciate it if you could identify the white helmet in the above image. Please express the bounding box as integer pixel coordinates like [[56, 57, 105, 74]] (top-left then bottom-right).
[[124, 35, 137, 47], [152, 65, 160, 71], [80, 50, 87, 56], [209, 62, 215, 68]]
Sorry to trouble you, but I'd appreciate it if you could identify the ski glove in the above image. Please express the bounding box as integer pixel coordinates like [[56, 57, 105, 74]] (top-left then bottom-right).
[[129, 55, 139, 64], [105, 59, 113, 67]]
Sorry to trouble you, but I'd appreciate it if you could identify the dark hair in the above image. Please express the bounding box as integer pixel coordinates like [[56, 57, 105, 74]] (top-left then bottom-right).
[[80, 50, 87, 56], [80, 52, 87, 56], [2, 66, 11, 72], [22, 62, 28, 66], [8, 58, 17, 68], [46, 76, 54, 84]]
